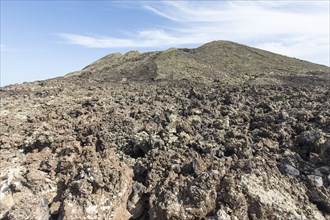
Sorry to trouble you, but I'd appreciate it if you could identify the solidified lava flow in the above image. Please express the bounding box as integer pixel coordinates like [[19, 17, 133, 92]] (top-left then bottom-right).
[[1, 41, 329, 219]]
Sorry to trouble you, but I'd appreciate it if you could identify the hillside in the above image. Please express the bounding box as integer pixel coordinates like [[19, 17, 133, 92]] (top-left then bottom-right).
[[66, 40, 329, 85], [0, 41, 329, 220]]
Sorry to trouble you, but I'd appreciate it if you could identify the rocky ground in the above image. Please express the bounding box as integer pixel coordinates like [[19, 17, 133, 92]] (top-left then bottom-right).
[[0, 41, 329, 219]]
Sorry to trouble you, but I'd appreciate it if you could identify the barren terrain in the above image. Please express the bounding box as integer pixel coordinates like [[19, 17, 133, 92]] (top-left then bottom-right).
[[1, 41, 329, 219]]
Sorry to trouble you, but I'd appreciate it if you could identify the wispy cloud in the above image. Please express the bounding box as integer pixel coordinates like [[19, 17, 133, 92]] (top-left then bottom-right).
[[58, 29, 207, 48], [58, 1, 329, 65], [142, 4, 181, 22]]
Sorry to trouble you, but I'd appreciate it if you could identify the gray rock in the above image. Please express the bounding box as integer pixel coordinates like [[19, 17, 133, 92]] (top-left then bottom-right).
[[296, 130, 326, 152], [192, 159, 202, 176], [307, 175, 323, 187], [171, 164, 181, 173], [128, 182, 146, 219], [284, 164, 300, 176], [320, 140, 330, 164], [307, 186, 330, 213], [314, 166, 330, 175], [318, 166, 330, 173]]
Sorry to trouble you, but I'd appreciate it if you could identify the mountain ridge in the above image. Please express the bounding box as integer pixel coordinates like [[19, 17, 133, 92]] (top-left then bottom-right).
[[64, 40, 329, 86]]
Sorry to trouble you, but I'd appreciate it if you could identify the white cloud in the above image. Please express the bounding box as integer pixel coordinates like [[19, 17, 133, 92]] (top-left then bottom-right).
[[142, 4, 181, 22], [255, 36, 330, 66], [58, 1, 329, 65], [58, 30, 203, 48], [58, 33, 136, 48]]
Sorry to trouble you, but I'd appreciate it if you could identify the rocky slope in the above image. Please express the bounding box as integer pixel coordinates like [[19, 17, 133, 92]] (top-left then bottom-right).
[[67, 41, 329, 85], [0, 41, 329, 219]]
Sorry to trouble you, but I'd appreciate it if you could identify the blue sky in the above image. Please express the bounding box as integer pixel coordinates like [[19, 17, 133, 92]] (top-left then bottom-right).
[[1, 1, 329, 86]]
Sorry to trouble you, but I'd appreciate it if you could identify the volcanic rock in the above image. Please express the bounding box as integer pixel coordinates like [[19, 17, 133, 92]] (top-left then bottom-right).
[[1, 41, 329, 219]]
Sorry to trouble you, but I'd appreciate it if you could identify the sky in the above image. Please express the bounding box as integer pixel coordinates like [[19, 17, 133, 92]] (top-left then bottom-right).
[[1, 0, 329, 86]]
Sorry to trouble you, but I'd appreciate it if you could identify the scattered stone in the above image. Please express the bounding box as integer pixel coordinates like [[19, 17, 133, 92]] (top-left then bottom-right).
[[128, 181, 146, 219], [192, 159, 201, 176], [284, 164, 300, 176], [50, 201, 61, 215], [296, 130, 326, 157], [307, 175, 323, 187]]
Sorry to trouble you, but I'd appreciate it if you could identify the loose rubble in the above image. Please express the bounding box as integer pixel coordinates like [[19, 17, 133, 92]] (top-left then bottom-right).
[[1, 41, 329, 219]]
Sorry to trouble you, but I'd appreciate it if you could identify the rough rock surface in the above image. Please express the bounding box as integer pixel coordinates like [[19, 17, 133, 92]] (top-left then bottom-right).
[[1, 41, 329, 219]]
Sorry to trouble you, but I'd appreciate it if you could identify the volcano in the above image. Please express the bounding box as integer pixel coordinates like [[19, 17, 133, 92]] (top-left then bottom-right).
[[1, 41, 329, 219]]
